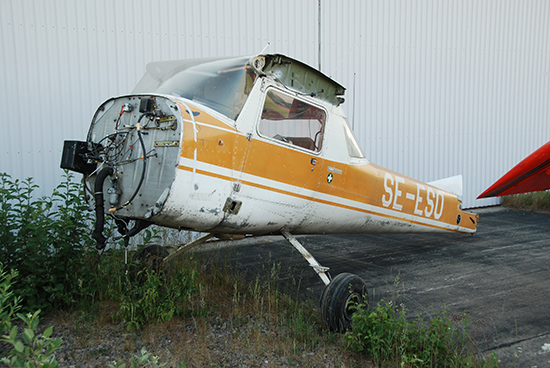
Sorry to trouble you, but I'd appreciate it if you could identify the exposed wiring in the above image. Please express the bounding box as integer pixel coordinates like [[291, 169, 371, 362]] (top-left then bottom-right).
[[88, 112, 152, 248], [93, 131, 131, 165], [114, 105, 124, 130], [115, 120, 148, 211]]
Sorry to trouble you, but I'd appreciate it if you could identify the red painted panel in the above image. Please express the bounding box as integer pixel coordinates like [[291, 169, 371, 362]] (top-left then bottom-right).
[[478, 141, 550, 198]]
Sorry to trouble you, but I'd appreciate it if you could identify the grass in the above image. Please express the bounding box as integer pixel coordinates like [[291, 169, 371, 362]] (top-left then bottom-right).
[[42, 251, 372, 367], [501, 191, 550, 212], [33, 248, 498, 368]]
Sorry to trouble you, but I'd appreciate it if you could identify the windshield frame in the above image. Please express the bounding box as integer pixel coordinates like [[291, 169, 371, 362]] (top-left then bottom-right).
[[133, 56, 256, 120]]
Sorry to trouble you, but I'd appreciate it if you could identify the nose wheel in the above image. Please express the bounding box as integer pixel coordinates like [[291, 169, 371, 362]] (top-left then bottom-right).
[[129, 244, 169, 281]]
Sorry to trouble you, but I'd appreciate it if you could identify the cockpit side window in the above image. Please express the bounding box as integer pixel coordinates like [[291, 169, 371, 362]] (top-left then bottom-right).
[[258, 89, 325, 152]]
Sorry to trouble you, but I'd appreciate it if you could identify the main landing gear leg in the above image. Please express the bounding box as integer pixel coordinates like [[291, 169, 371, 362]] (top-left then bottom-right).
[[280, 230, 331, 285], [280, 230, 368, 332]]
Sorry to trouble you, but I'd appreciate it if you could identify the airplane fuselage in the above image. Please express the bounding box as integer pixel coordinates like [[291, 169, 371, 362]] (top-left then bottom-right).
[[73, 54, 476, 244], [85, 92, 476, 236]]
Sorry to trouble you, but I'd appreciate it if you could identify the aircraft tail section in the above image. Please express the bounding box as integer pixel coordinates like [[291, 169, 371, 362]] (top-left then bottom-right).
[[428, 175, 463, 198]]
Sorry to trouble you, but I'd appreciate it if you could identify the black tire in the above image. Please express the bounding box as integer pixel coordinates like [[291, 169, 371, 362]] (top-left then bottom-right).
[[129, 244, 169, 281], [320, 272, 368, 332]]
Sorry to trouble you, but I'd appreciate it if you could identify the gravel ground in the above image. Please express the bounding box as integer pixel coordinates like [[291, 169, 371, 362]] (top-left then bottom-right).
[[43, 312, 372, 367]]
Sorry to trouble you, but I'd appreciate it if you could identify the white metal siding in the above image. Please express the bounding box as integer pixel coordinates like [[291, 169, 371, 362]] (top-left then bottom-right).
[[321, 0, 550, 208], [1, 0, 549, 209], [0, 0, 318, 196]]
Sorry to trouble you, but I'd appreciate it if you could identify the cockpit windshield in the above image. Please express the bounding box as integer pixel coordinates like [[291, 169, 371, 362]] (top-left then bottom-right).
[[134, 57, 256, 120]]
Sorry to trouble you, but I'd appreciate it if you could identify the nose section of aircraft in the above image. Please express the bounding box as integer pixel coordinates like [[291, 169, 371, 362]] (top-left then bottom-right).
[[63, 95, 184, 246]]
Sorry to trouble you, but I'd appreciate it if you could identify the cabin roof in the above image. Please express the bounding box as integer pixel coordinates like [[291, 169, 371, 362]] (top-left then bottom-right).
[[250, 54, 346, 106], [132, 54, 346, 107]]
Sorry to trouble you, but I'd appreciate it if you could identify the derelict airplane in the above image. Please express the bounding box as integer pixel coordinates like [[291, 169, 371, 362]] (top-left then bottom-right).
[[61, 54, 478, 331]]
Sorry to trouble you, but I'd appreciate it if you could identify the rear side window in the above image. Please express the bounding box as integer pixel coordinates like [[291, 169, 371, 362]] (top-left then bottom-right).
[[259, 89, 325, 152], [341, 117, 365, 158]]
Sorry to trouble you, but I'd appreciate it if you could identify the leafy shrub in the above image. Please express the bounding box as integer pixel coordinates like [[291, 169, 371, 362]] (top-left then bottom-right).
[[0, 263, 62, 368], [0, 172, 97, 311], [1, 264, 20, 334], [0, 171, 203, 330], [1, 310, 63, 368], [346, 301, 498, 367]]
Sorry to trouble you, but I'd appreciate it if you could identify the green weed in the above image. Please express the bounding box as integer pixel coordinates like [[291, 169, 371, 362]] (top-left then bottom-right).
[[0, 264, 21, 333], [346, 300, 499, 367], [118, 265, 201, 330], [0, 263, 62, 368], [108, 347, 185, 368]]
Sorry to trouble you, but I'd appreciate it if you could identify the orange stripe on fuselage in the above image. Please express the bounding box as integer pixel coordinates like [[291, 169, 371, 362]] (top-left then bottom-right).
[[177, 162, 466, 233], [176, 102, 475, 232]]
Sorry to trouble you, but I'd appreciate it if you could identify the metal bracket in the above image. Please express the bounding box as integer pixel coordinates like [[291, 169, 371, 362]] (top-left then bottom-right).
[[280, 230, 331, 286], [164, 233, 216, 263]]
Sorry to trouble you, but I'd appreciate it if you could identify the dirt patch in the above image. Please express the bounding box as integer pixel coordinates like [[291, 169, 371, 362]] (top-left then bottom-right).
[[45, 311, 372, 367]]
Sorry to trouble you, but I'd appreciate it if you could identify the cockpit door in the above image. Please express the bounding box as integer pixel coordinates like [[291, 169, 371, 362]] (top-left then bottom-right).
[[221, 87, 327, 232]]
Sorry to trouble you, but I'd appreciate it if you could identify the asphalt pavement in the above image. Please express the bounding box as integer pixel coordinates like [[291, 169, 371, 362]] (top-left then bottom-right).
[[197, 207, 550, 367]]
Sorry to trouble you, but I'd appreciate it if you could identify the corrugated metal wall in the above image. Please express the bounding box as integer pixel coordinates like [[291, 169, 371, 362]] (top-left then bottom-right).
[[0, 0, 319, 197], [1, 0, 549, 208], [320, 0, 550, 208]]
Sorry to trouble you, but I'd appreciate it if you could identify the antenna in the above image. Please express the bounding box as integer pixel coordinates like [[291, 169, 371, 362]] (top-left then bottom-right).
[[318, 0, 322, 71], [329, 42, 357, 78], [260, 42, 271, 54], [352, 72, 356, 130]]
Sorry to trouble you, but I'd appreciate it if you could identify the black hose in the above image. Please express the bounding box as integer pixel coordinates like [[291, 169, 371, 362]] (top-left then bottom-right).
[[93, 116, 149, 248], [92, 167, 114, 249], [125, 220, 152, 238]]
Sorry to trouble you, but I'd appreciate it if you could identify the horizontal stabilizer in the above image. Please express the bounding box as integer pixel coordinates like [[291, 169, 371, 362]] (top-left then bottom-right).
[[478, 141, 550, 198], [428, 175, 463, 197]]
